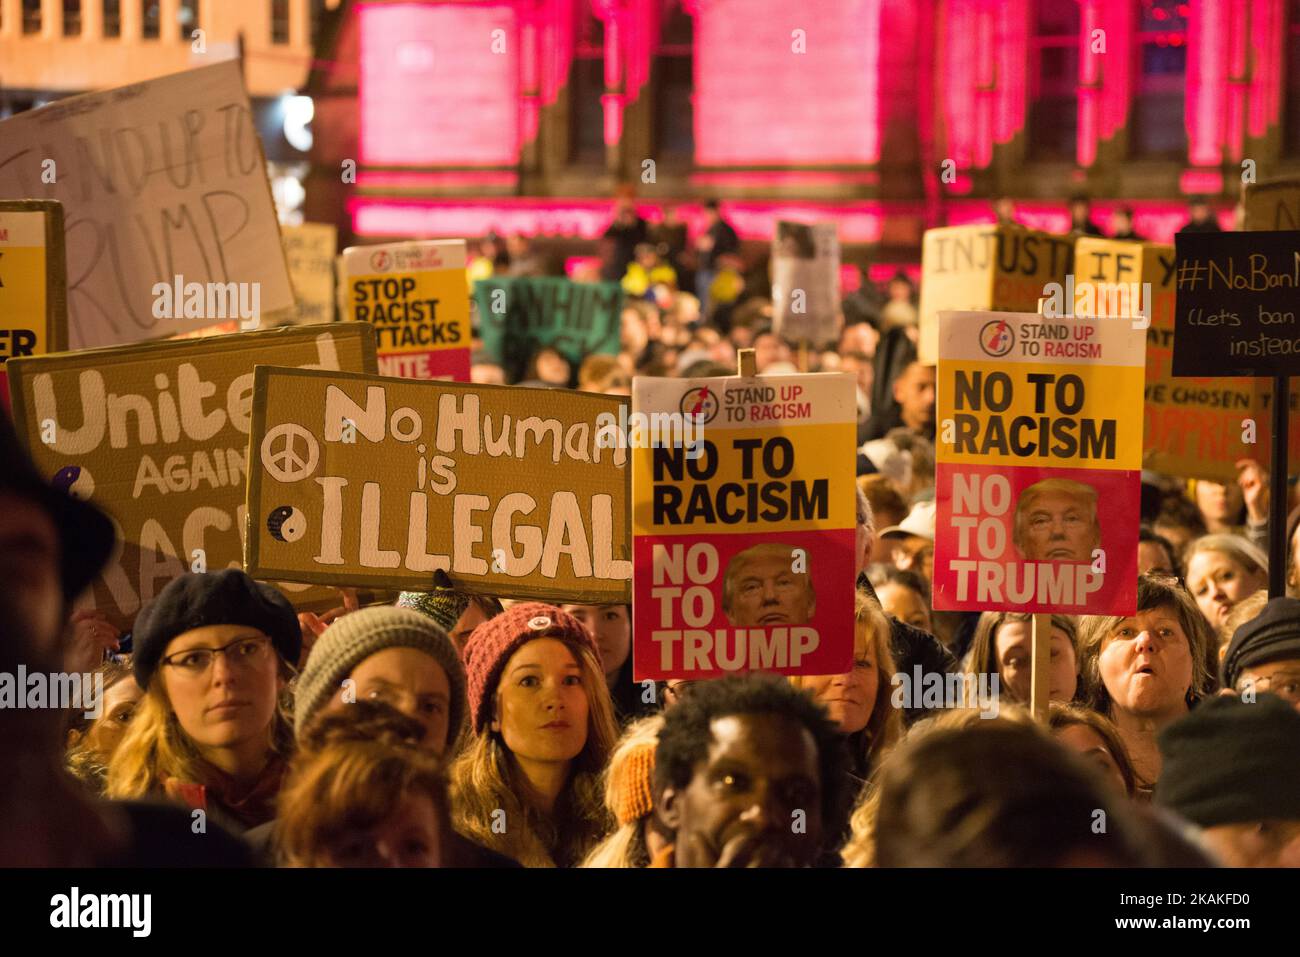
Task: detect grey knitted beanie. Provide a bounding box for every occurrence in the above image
[294,606,467,742]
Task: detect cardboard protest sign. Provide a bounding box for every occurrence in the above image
[283,223,337,325]
[473,277,623,382]
[0,62,295,350]
[933,311,1144,615]
[341,240,470,381]
[0,201,67,409]
[630,373,857,680]
[1243,178,1300,231]
[772,221,842,347]
[918,225,1074,366]
[6,324,377,630]
[1173,230,1300,378]
[245,369,631,603]
[1073,237,1260,481]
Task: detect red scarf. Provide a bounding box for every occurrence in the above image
[162,754,288,831]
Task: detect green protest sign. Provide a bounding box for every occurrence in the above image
[472,277,623,381]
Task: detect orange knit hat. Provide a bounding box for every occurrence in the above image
[611,739,657,826]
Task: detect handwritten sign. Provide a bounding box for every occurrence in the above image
[0,62,295,349]
[918,224,1074,366]
[472,277,623,382]
[1173,230,1300,378]
[1242,178,1300,231]
[772,221,842,347]
[1074,237,1260,481]
[6,324,377,630]
[245,369,631,603]
[283,223,337,325]
[933,311,1144,616]
[0,200,67,409]
[341,239,471,380]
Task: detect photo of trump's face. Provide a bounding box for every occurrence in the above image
[722,544,816,627]
[1013,479,1101,563]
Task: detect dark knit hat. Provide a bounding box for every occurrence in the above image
[0,413,115,604]
[131,570,301,688]
[1155,693,1300,828]
[462,602,600,734]
[294,605,466,740]
[1220,596,1300,690]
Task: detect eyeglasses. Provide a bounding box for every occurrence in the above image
[1239,671,1300,704]
[161,636,272,676]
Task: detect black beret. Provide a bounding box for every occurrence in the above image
[131,570,301,688]
[1155,694,1300,829]
[1220,596,1300,690]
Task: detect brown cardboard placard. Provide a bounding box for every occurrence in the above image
[0,200,67,409]
[1242,178,1300,231]
[0,61,295,349]
[1073,236,1263,482]
[283,223,338,326]
[245,368,631,603]
[918,224,1074,366]
[6,323,377,630]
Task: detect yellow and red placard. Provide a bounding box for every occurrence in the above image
[341,239,471,381]
[0,201,66,410]
[631,372,857,679]
[934,311,1145,616]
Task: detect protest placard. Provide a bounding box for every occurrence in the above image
[630,371,857,680]
[1073,236,1259,481]
[933,311,1144,616]
[1173,230,1300,379]
[0,62,295,349]
[341,239,470,381]
[245,369,631,603]
[0,200,66,410]
[772,221,842,347]
[283,223,337,325]
[6,324,377,630]
[918,224,1074,366]
[473,277,623,382]
[1242,178,1300,231]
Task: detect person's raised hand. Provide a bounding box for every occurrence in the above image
[64,610,121,674]
[1236,459,1269,523]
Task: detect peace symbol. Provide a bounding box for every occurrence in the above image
[260,424,320,483]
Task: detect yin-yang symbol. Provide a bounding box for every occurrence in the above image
[53,465,95,501]
[267,505,307,543]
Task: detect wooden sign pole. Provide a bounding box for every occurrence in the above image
[738,347,757,378]
[1268,375,1291,598]
[1029,613,1052,722]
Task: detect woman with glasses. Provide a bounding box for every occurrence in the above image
[106,570,300,831]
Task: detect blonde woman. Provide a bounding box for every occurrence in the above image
[453,603,618,867]
[105,571,300,831]
[790,593,902,786]
[1183,534,1268,638]
[581,714,666,868]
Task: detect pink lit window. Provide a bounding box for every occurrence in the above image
[1028,1,1081,161]
[1133,0,1189,158]
[1284,1,1300,153]
[570,10,606,165]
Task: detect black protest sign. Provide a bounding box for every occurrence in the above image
[473,277,623,382]
[1173,230,1300,378]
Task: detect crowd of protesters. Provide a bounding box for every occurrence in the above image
[1,191,1298,869]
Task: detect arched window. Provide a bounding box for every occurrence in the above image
[655,1,694,166]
